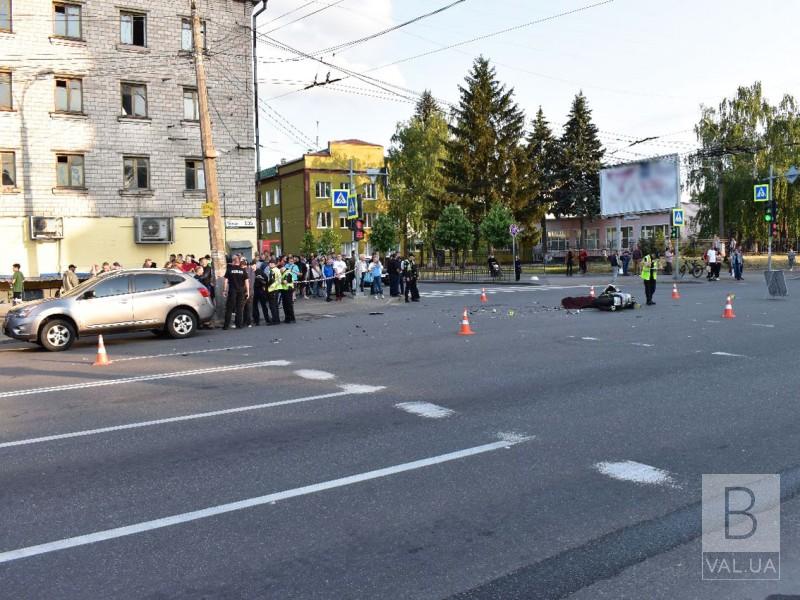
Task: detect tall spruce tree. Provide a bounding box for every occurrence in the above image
[555,92,604,247]
[525,107,560,251]
[443,56,526,235]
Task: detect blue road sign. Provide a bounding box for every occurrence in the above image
[332,189,349,208]
[672,208,685,227]
[754,184,769,202]
[347,193,357,218]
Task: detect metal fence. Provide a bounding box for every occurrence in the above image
[417,265,511,283]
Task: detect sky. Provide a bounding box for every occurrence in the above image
[253,0,800,169]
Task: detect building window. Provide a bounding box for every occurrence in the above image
[56,154,84,188]
[640,224,668,240]
[547,230,567,251]
[120,11,146,46]
[316,211,332,229]
[338,211,348,229]
[123,156,149,190]
[582,228,599,250]
[621,226,633,249]
[54,3,81,39]
[315,181,331,199]
[605,227,618,249]
[182,88,198,120]
[340,182,350,191]
[273,189,280,205]
[1,151,15,187]
[181,18,206,52]
[185,160,205,190]
[121,82,147,118]
[263,190,271,206]
[0,0,11,33]
[0,71,10,110]
[363,183,376,199]
[55,77,82,113]
[264,219,272,234]
[274,217,281,232]
[364,212,375,228]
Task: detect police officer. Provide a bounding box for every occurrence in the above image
[403,254,420,302]
[641,252,658,305]
[222,256,249,330]
[281,262,296,323]
[266,258,283,325]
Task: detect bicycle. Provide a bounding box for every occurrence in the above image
[678,258,705,279]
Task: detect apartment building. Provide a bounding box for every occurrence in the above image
[257,139,389,257]
[0,0,258,275]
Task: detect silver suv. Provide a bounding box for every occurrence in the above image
[3,269,215,351]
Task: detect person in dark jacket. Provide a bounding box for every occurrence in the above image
[514,255,522,281]
[252,264,271,325]
[403,255,420,302]
[566,250,574,276]
[388,252,401,297]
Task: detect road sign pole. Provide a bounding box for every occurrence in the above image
[673,163,681,282]
[768,164,774,271]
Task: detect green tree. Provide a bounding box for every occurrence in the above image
[317,229,340,255]
[525,107,560,252]
[388,92,449,255]
[479,203,513,251]
[442,56,527,232]
[434,204,474,264]
[555,92,604,247]
[300,230,317,256]
[369,214,398,255]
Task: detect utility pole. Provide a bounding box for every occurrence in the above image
[717,161,725,239]
[191,0,226,319]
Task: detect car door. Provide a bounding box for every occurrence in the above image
[131,272,182,326]
[74,275,134,331]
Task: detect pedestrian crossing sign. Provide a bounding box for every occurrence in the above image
[754,184,769,202]
[671,208,684,227]
[332,189,349,208]
[347,193,357,219]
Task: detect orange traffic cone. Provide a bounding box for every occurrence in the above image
[589,285,595,298]
[480,288,488,303]
[93,334,112,366]
[458,308,475,335]
[722,295,736,319]
[672,283,681,300]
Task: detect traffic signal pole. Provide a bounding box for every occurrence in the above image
[768,164,774,271]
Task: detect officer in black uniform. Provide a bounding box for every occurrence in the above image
[403,254,420,302]
[222,256,249,330]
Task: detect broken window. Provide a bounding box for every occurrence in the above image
[1,151,15,187]
[56,154,84,188]
[120,11,146,46]
[121,82,147,117]
[185,160,205,190]
[123,156,149,190]
[55,77,82,113]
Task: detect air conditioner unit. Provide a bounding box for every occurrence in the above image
[134,216,173,244]
[29,216,64,240]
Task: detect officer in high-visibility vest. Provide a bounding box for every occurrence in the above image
[641,252,658,305]
[266,258,283,325]
[280,262,296,324]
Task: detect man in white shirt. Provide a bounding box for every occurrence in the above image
[706,246,718,281]
[333,254,347,301]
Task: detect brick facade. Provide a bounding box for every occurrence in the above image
[0,0,256,220]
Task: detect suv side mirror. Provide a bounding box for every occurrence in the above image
[83,290,96,300]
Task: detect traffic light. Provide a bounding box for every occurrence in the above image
[352,218,364,241]
[670,226,679,240]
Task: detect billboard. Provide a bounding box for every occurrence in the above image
[600,155,680,216]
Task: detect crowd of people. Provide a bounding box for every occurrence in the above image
[56,251,421,329]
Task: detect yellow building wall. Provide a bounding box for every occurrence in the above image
[2,217,256,276]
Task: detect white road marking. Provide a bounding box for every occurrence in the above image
[631,343,654,347]
[420,285,586,299]
[293,369,336,381]
[0,360,291,399]
[712,352,746,358]
[395,401,455,419]
[0,434,533,564]
[752,323,775,328]
[0,384,384,450]
[706,320,721,324]
[111,346,253,362]
[581,337,599,341]
[595,460,675,486]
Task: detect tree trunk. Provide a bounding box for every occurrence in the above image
[540,216,548,261]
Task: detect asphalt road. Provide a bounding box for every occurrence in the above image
[1,273,799,599]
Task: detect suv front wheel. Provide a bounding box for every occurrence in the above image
[166,308,197,339]
[39,319,76,351]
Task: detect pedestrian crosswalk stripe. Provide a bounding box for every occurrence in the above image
[420,285,587,298]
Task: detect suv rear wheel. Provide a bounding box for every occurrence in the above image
[40,319,76,351]
[166,308,197,339]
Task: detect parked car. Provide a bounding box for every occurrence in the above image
[2,269,215,351]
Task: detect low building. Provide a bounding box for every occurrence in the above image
[257,139,388,257]
[0,0,258,276]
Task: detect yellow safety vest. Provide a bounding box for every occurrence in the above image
[640,255,657,281]
[267,267,283,292]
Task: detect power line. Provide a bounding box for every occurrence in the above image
[261,0,346,35]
